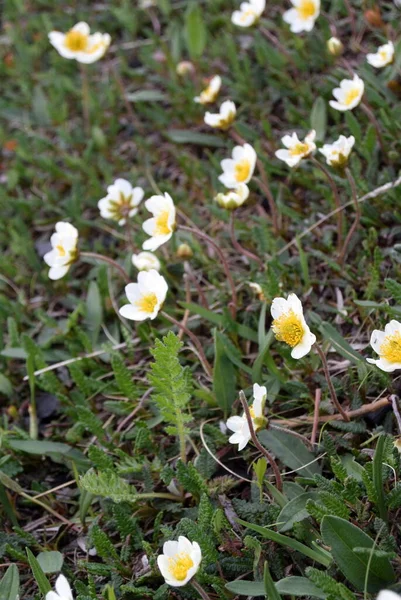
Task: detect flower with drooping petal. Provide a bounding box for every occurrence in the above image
[204,100,236,130]
[157,536,202,587]
[46,575,73,600]
[283,0,320,33]
[329,74,364,112]
[275,130,316,168]
[98,179,144,226]
[119,270,168,322]
[248,282,266,300]
[142,193,176,251]
[214,183,249,209]
[367,320,401,372]
[132,251,161,272]
[319,135,355,168]
[219,143,257,188]
[367,41,394,68]
[232,0,266,27]
[194,75,221,104]
[271,293,316,359]
[44,222,79,281]
[226,384,267,451]
[49,22,111,64]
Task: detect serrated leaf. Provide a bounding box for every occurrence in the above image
[79,469,137,503]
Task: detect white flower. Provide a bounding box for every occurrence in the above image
[275,130,316,168]
[98,179,144,226]
[157,536,202,587]
[194,75,221,104]
[214,183,249,209]
[367,320,401,372]
[226,384,267,451]
[327,37,344,56]
[204,100,236,130]
[232,0,266,27]
[218,143,257,188]
[283,0,320,33]
[142,192,176,251]
[44,222,79,281]
[271,293,316,359]
[377,592,401,600]
[319,135,355,168]
[329,74,364,112]
[132,251,161,272]
[119,270,168,322]
[46,575,73,600]
[367,41,394,68]
[49,22,111,64]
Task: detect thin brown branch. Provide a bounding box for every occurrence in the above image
[315,343,350,421]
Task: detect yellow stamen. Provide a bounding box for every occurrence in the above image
[297,0,317,19]
[380,332,401,363]
[136,293,158,314]
[249,406,256,418]
[154,211,171,236]
[272,309,304,348]
[64,29,88,52]
[240,9,256,21]
[56,245,66,257]
[344,88,360,106]
[235,159,251,182]
[289,142,309,157]
[168,553,194,581]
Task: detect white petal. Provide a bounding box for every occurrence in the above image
[271,297,289,319]
[55,575,72,600]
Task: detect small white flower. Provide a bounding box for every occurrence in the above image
[271,293,316,359]
[283,0,320,33]
[367,320,401,372]
[367,41,394,68]
[119,270,168,322]
[98,179,144,226]
[132,251,161,272]
[377,592,401,600]
[327,37,344,56]
[157,536,202,587]
[142,193,176,252]
[275,130,316,168]
[232,0,266,27]
[329,74,364,112]
[219,143,257,188]
[194,75,221,104]
[226,384,267,451]
[204,100,236,130]
[46,575,73,600]
[214,183,249,209]
[44,222,79,281]
[319,135,355,168]
[49,22,111,64]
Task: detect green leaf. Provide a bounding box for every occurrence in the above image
[180,302,258,342]
[165,130,225,147]
[213,329,236,416]
[310,97,327,142]
[264,561,281,600]
[345,111,362,142]
[277,492,319,532]
[36,551,64,574]
[79,469,136,503]
[226,576,327,597]
[32,85,51,126]
[26,549,51,596]
[8,440,89,470]
[320,515,395,592]
[0,564,19,600]
[85,281,102,345]
[126,90,166,102]
[372,435,388,522]
[184,2,207,58]
[258,428,321,478]
[0,374,13,398]
[385,278,401,303]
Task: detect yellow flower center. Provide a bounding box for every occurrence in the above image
[64,29,88,52]
[380,332,401,363]
[344,88,360,106]
[298,0,317,19]
[235,159,251,182]
[168,553,194,581]
[155,210,172,236]
[56,244,66,257]
[272,310,304,348]
[136,293,158,314]
[240,8,256,21]
[290,142,309,157]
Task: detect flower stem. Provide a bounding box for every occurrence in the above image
[80,64,90,134]
[361,100,386,156]
[255,160,279,235]
[192,580,213,600]
[229,212,264,267]
[338,168,360,265]
[80,251,130,283]
[390,394,401,435]
[239,391,283,491]
[311,157,343,252]
[315,343,350,421]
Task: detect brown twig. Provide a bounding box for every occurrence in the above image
[229,212,264,267]
[338,168,360,265]
[269,423,313,449]
[311,388,322,446]
[361,100,386,156]
[192,580,213,600]
[390,394,401,435]
[315,343,350,421]
[80,251,130,283]
[255,162,279,235]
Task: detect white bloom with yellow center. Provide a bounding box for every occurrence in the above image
[329,75,364,112]
[283,0,320,33]
[271,293,316,359]
[157,536,202,587]
[98,179,144,226]
[194,75,221,104]
[204,100,236,130]
[226,384,267,451]
[367,320,401,372]
[215,183,249,209]
[367,41,394,68]
[275,130,316,168]
[48,22,111,64]
[142,193,176,251]
[44,222,78,281]
[119,270,168,322]
[132,251,161,272]
[219,143,257,188]
[46,575,73,600]
[319,135,355,168]
[232,0,266,27]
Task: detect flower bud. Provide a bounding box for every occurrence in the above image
[364,7,384,27]
[248,282,266,301]
[176,61,195,76]
[176,243,193,259]
[327,37,344,57]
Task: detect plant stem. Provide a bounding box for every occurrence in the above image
[135,492,182,501]
[311,388,322,446]
[180,225,238,319]
[338,168,360,265]
[80,251,130,283]
[229,212,264,266]
[361,100,386,156]
[239,391,283,491]
[28,404,38,440]
[80,64,90,133]
[390,394,401,435]
[315,343,350,421]
[192,580,213,600]
[269,423,313,449]
[311,157,343,252]
[255,160,279,235]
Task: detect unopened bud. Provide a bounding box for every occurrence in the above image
[327,37,344,57]
[176,243,193,259]
[176,61,195,76]
[364,7,384,27]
